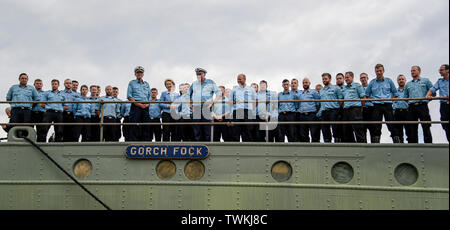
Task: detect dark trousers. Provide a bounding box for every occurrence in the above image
[31,111,46,142]
[162,112,180,142]
[115,118,122,141]
[149,117,162,142]
[372,103,396,138]
[129,104,151,141]
[299,112,320,142]
[393,109,409,143]
[89,115,100,142]
[192,106,212,142]
[255,116,270,142]
[122,116,131,142]
[278,112,296,142]
[74,116,91,142]
[41,110,63,142]
[103,117,116,142]
[407,103,432,143]
[178,116,194,142]
[213,118,230,142]
[334,108,344,142]
[362,106,376,141]
[10,107,31,138]
[232,109,253,142]
[440,102,449,142]
[63,111,75,142]
[342,107,366,143]
[321,109,339,143]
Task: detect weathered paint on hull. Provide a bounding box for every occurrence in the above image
[0,141,448,210]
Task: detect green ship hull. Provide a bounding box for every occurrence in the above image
[0,127,448,210]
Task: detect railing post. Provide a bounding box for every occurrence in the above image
[210,120,214,143]
[99,102,104,142]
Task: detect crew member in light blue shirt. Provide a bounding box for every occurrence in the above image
[98,85,121,142]
[73,85,92,142]
[231,74,257,142]
[61,78,80,142]
[426,64,449,142]
[173,83,194,142]
[147,88,162,142]
[6,73,39,136]
[112,87,122,142]
[404,66,433,143]
[127,66,151,141]
[297,78,321,143]
[341,72,366,143]
[392,75,410,143]
[255,80,278,142]
[359,73,376,142]
[365,64,399,143]
[40,79,67,142]
[88,85,101,142]
[121,101,132,142]
[188,68,222,141]
[31,79,47,142]
[318,73,343,143]
[278,79,297,142]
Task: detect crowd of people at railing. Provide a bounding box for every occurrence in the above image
[2,64,449,143]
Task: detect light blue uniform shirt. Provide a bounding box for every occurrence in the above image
[231,85,257,111]
[114,98,123,118]
[148,99,162,119]
[121,102,131,118]
[6,84,39,108]
[213,96,232,116]
[278,91,297,113]
[127,79,151,102]
[32,90,46,112]
[297,89,320,113]
[174,93,193,117]
[88,97,99,116]
[365,77,399,104]
[160,91,180,113]
[362,86,373,107]
[404,77,433,104]
[341,82,365,109]
[393,88,409,110]
[189,79,221,106]
[98,96,120,118]
[73,97,92,118]
[256,90,276,116]
[42,90,67,112]
[319,85,343,110]
[61,89,80,112]
[430,78,449,103]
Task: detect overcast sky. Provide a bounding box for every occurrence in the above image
[1,0,448,142]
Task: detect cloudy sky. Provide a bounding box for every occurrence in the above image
[1,0,448,142]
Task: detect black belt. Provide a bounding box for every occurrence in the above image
[64,111,73,115]
[344,106,361,110]
[48,110,62,113]
[300,112,316,116]
[76,115,90,119]
[33,111,44,114]
[150,117,160,120]
[104,116,115,119]
[13,107,30,110]
[395,109,408,112]
[323,108,338,112]
[374,103,392,105]
[280,112,295,115]
[411,102,427,106]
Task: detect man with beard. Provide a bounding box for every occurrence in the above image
[318,73,344,143]
[297,78,320,142]
[31,79,47,142]
[88,85,100,141]
[73,85,92,142]
[98,85,121,142]
[40,79,67,142]
[61,78,80,141]
[334,73,345,143]
[404,66,433,143]
[393,75,409,143]
[365,64,399,143]
[341,72,366,143]
[291,78,300,141]
[189,68,222,141]
[278,79,297,142]
[426,64,449,142]
[231,74,256,142]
